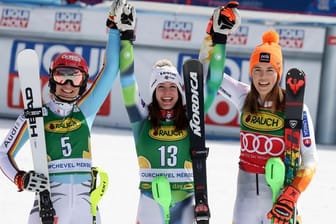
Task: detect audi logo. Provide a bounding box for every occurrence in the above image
[240,132,285,156]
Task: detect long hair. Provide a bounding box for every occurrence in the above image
[148,91,187,132]
[242,82,285,113]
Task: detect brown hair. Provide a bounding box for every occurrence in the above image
[242,82,286,113]
[148,91,187,132]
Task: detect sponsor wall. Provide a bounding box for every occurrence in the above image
[0,2,327,141]
[138,0,336,16]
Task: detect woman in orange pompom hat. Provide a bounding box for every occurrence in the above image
[201,7,318,223]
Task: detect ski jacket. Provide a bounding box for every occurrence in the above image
[0,29,120,183]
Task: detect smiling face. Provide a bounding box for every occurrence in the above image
[54,81,81,102]
[155,82,179,110]
[251,62,278,103]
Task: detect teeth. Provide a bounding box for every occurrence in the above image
[62,89,72,93]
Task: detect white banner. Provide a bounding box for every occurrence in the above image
[0,3,326,139]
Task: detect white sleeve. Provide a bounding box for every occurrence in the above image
[0,113,29,182]
[218,73,250,111]
[300,104,318,169]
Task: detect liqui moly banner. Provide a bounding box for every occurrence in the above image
[0,2,326,140]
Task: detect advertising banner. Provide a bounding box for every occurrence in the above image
[0,2,327,140]
[140,0,336,16]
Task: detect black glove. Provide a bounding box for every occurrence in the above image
[206,1,241,44]
[14,170,49,192]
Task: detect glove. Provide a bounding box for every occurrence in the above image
[115,1,136,40]
[267,185,300,224]
[206,1,241,44]
[14,170,49,192]
[106,0,123,29]
[107,0,136,40]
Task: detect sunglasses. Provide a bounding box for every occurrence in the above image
[52,67,86,87]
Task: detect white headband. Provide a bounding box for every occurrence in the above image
[149,65,184,100]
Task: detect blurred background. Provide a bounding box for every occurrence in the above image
[0,0,335,145]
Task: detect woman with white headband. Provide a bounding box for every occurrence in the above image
[107,1,240,223]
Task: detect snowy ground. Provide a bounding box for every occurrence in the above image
[0,117,334,223]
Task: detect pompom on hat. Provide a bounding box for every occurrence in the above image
[249,30,283,80]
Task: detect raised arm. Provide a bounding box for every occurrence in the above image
[200,1,241,112]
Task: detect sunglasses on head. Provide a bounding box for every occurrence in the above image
[52,67,86,87]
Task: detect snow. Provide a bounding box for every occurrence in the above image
[0,117,334,223]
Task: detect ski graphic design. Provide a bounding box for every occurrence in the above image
[284,68,306,224]
[183,59,210,224]
[17,49,56,224]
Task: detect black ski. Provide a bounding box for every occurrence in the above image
[284,68,306,224]
[183,59,210,224]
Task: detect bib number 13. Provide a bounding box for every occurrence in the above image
[157,145,177,167]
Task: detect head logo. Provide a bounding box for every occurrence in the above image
[162,20,193,41]
[54,11,82,32]
[0,8,30,28]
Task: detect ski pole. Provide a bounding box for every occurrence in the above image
[265,157,285,224]
[90,167,109,224]
[152,176,172,224]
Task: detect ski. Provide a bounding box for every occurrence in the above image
[17,49,56,224]
[284,68,306,224]
[265,157,285,224]
[152,176,172,224]
[183,59,210,224]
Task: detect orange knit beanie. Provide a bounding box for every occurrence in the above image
[249,30,283,80]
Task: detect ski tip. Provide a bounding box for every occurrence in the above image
[18,49,37,58]
[182,59,203,74]
[17,49,39,68]
[183,58,201,66]
[286,68,305,77]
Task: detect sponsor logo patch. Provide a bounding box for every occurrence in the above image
[242,111,284,131]
[162,20,192,41]
[0,8,30,28]
[54,11,81,32]
[149,126,187,141]
[45,118,82,133]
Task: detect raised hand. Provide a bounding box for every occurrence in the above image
[206,1,241,44]
[106,0,126,28]
[107,0,136,40]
